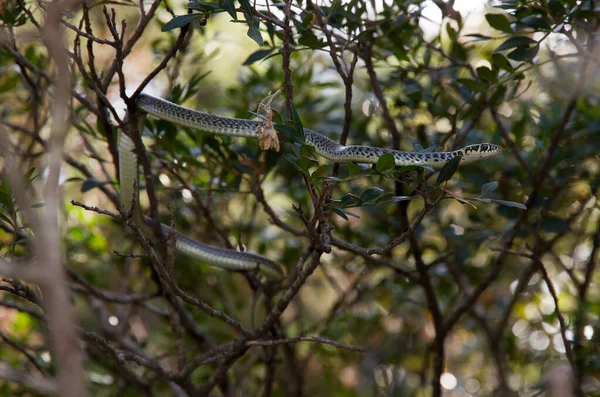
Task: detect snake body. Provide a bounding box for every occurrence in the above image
[118,132,285,279]
[120,94,501,278]
[136,94,502,167]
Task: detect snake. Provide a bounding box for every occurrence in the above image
[119,94,502,278]
[136,94,502,167]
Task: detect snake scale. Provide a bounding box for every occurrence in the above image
[118,94,502,278]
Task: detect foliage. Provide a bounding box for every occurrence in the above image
[0,0,599,396]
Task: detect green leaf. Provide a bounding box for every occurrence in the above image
[473,198,491,204]
[446,24,457,40]
[331,207,349,221]
[24,167,37,185]
[0,212,14,226]
[0,75,20,93]
[219,0,236,19]
[491,53,513,72]
[274,123,302,144]
[162,14,201,31]
[311,165,328,179]
[476,66,496,82]
[360,187,384,203]
[339,193,360,207]
[507,44,539,61]
[489,85,507,107]
[300,144,316,158]
[299,32,324,48]
[375,192,393,203]
[331,206,360,221]
[283,153,306,175]
[238,0,253,15]
[348,163,364,176]
[290,101,305,143]
[541,216,570,233]
[243,48,275,65]
[332,207,348,220]
[81,179,111,193]
[464,33,494,41]
[245,14,263,46]
[495,36,537,52]
[480,181,499,198]
[457,78,484,91]
[520,16,551,30]
[187,0,221,12]
[491,199,527,210]
[328,0,341,17]
[485,13,512,33]
[436,156,461,186]
[375,153,395,173]
[0,191,14,212]
[378,196,413,204]
[297,156,318,171]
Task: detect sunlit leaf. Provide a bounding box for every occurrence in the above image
[375,153,395,173]
[485,13,512,32]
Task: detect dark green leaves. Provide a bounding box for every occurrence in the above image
[436,156,461,186]
[299,32,325,49]
[243,48,275,65]
[81,179,113,193]
[274,100,305,146]
[274,124,302,145]
[485,13,512,33]
[476,66,496,82]
[187,1,221,12]
[331,187,414,220]
[162,14,202,31]
[360,187,384,203]
[491,53,513,72]
[495,36,537,52]
[237,0,253,15]
[218,0,236,19]
[0,191,13,213]
[245,13,264,46]
[507,45,539,62]
[331,207,359,221]
[495,36,539,61]
[290,101,305,143]
[283,153,306,175]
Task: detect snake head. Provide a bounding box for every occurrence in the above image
[459,143,502,163]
